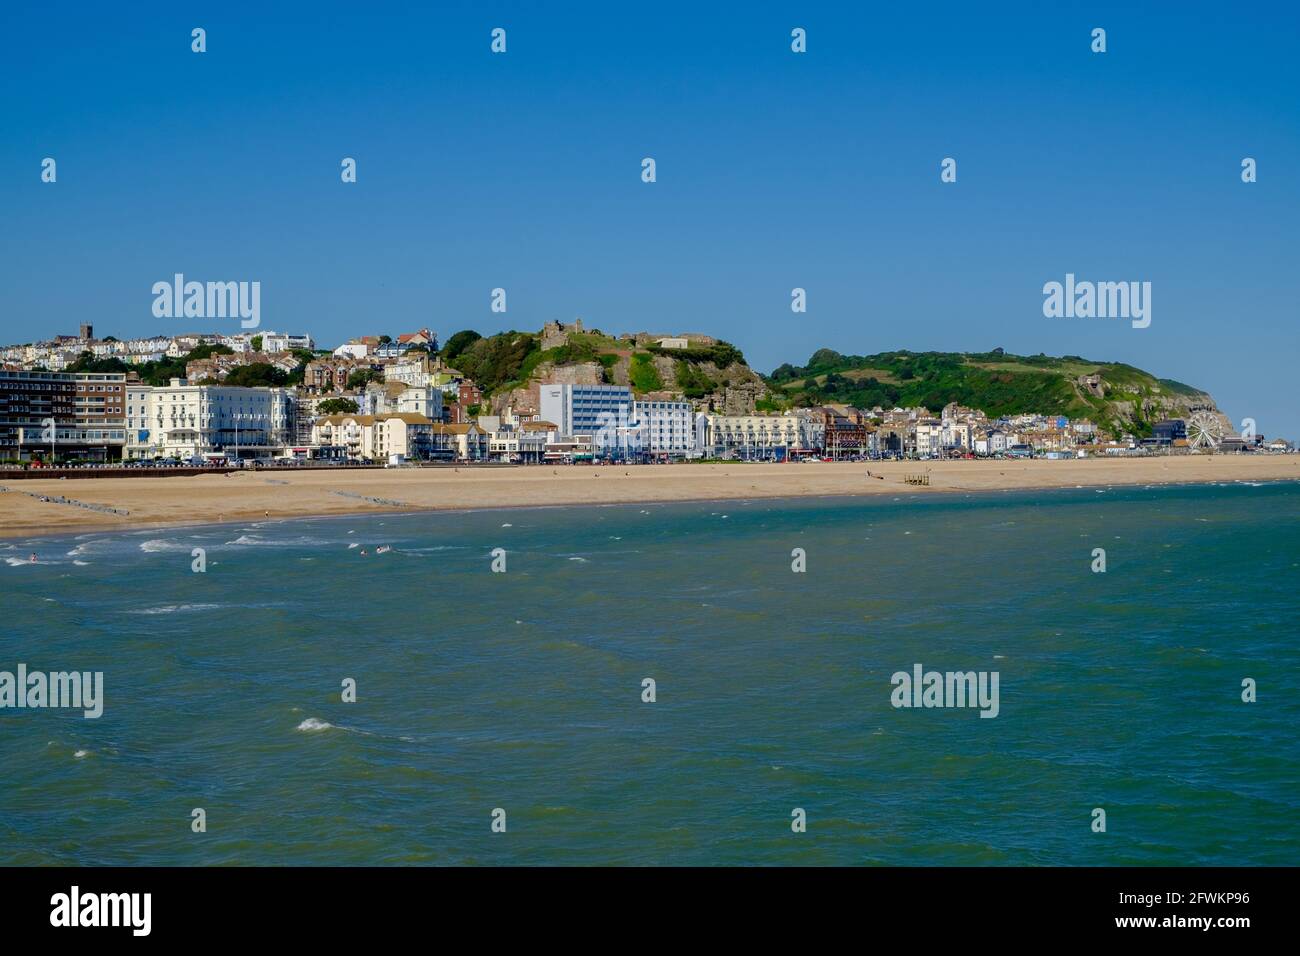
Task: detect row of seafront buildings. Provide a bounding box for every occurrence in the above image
[4,370,1290,464]
[0,370,843,464]
[3,327,1292,464]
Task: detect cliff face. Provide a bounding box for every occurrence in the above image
[1105,382,1230,433]
[491,360,605,417]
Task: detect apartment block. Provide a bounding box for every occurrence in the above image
[0,369,126,461]
[539,383,634,442]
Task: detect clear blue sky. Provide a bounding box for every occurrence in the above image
[2,2,1297,436]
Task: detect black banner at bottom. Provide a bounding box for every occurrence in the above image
[0,866,1284,941]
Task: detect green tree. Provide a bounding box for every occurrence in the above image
[346,368,380,390]
[66,351,129,374]
[224,363,288,387]
[442,330,482,362]
[317,397,359,415]
[455,332,537,394]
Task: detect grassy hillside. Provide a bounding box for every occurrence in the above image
[766,349,1216,437]
[441,327,756,399]
[436,331,1218,438]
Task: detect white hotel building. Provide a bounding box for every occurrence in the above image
[632,399,697,458]
[700,413,809,459]
[125,378,294,460]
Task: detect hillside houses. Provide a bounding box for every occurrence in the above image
[2,323,1290,464]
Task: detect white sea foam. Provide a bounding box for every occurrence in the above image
[67,541,105,557]
[139,538,189,553]
[128,603,222,615]
[226,534,326,547]
[296,718,333,732]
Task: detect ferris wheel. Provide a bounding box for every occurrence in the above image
[1186,409,1223,450]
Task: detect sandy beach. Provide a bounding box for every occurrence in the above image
[2,456,1298,540]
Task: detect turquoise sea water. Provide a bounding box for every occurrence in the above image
[2,481,1298,865]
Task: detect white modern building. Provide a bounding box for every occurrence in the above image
[259,331,314,353]
[481,419,550,463]
[539,383,634,440]
[332,340,372,359]
[632,400,697,458]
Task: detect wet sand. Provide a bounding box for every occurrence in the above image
[3,456,1298,539]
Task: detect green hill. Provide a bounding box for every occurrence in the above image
[439,325,762,406]
[765,349,1218,437]
[435,329,1219,439]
